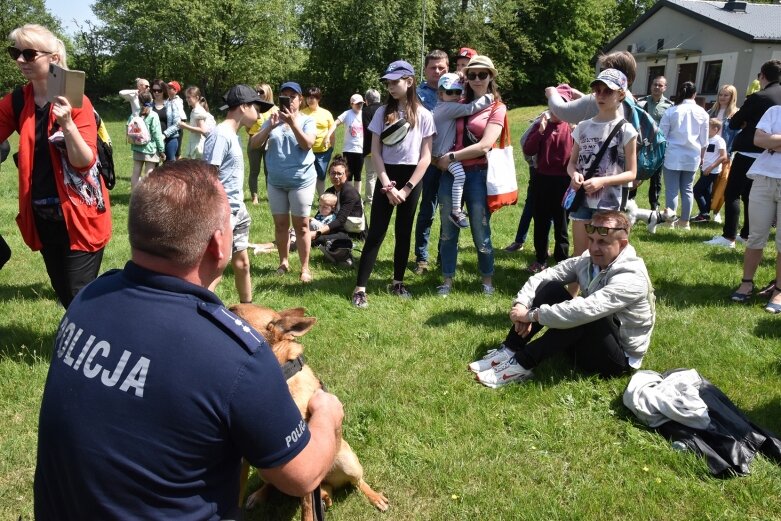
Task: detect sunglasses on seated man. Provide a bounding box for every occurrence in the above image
[585,223,627,236]
[7,46,52,62]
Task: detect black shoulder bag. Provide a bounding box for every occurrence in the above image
[568,119,626,213]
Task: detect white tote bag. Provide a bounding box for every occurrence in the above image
[486,113,517,213]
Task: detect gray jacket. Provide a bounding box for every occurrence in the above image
[513,244,656,364]
[432,94,493,157]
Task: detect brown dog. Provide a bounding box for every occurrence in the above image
[230,304,389,519]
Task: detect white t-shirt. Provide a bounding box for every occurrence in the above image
[572,116,638,210]
[184,105,216,159]
[368,106,435,165]
[747,105,781,180]
[338,109,363,153]
[701,134,726,175]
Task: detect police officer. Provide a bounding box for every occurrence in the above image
[34,160,344,520]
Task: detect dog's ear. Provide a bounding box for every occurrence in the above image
[278,307,307,319]
[274,315,317,338]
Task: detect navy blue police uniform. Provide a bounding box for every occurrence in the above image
[34,261,310,520]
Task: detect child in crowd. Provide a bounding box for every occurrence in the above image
[567,68,638,256]
[692,118,728,223]
[178,86,215,159]
[310,193,338,231]
[522,109,573,273]
[432,73,494,228]
[328,94,365,193]
[129,91,165,190]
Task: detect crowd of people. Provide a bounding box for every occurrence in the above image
[2,21,780,519]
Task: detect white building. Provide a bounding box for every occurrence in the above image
[604,0,781,104]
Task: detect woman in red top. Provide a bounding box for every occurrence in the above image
[0,24,111,307]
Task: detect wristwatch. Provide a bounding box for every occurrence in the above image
[448,152,456,163]
[527,307,539,323]
[405,181,415,190]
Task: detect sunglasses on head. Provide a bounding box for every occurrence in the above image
[466,71,490,81]
[585,224,627,236]
[7,46,52,62]
[442,89,462,96]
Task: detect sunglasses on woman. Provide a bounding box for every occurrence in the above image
[7,46,52,62]
[151,88,163,93]
[585,224,627,236]
[466,71,490,81]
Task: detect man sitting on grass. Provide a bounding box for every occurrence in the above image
[470,210,656,388]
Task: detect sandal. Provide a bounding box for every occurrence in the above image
[758,280,777,299]
[765,286,781,314]
[300,269,313,283]
[730,278,754,303]
[275,264,289,276]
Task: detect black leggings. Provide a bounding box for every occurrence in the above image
[504,281,630,377]
[343,152,364,182]
[356,164,422,286]
[0,234,10,270]
[722,153,753,241]
[34,213,104,308]
[532,175,570,263]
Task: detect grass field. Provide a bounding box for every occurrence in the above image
[1,106,780,520]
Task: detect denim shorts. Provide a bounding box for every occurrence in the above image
[569,205,598,221]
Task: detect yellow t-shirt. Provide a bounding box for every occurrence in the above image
[248,106,279,136]
[301,106,334,153]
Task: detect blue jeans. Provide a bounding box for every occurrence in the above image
[164,137,179,163]
[313,148,334,181]
[513,167,537,243]
[693,173,717,216]
[414,165,441,263]
[438,166,494,279]
[663,168,695,221]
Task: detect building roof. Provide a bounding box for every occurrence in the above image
[606,0,781,51]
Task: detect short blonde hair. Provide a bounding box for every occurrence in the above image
[255,83,274,103]
[709,118,723,131]
[319,193,337,208]
[9,24,67,69]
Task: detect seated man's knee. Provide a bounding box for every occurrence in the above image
[532,280,571,306]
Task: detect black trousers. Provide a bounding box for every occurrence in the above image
[722,153,754,241]
[0,233,10,270]
[343,152,364,182]
[34,213,104,308]
[356,164,422,286]
[504,281,630,377]
[532,175,570,263]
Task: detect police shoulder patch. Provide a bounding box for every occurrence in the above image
[197,302,264,354]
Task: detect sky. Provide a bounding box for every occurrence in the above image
[45,0,96,36]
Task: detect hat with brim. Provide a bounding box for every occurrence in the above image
[438,73,464,91]
[167,80,181,93]
[462,55,498,77]
[280,81,303,96]
[590,68,628,91]
[457,47,478,60]
[219,84,274,112]
[350,93,365,105]
[380,119,410,146]
[381,60,415,81]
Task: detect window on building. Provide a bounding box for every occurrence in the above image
[701,60,722,95]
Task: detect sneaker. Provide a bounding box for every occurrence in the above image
[468,345,513,373]
[736,235,748,245]
[703,235,735,249]
[647,210,660,234]
[482,284,495,296]
[713,213,722,223]
[528,261,546,274]
[437,284,451,297]
[679,223,691,231]
[449,210,469,228]
[475,357,533,388]
[504,241,524,252]
[388,282,412,298]
[691,214,710,223]
[351,291,368,309]
[413,260,428,275]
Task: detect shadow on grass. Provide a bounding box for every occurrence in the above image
[755,317,781,339]
[652,278,736,308]
[107,191,131,207]
[0,323,55,363]
[241,483,301,521]
[747,399,781,434]
[0,281,56,302]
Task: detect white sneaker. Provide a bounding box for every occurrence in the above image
[703,235,735,248]
[713,213,722,223]
[475,357,533,388]
[468,345,513,373]
[736,235,747,245]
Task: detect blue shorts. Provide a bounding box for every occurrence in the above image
[570,206,598,221]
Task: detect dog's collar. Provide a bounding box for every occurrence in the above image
[282,355,306,380]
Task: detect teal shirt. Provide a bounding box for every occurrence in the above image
[639,95,673,124]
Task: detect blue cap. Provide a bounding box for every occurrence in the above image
[438,73,463,91]
[381,60,415,81]
[280,81,302,95]
[590,69,628,91]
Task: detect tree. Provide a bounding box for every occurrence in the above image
[0,0,63,92]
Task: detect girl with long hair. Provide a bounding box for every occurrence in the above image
[178,86,215,159]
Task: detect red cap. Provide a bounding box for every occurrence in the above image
[457,47,477,59]
[167,81,181,93]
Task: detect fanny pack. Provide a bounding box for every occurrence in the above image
[380,119,410,146]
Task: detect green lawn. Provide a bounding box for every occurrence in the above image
[1,108,780,520]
